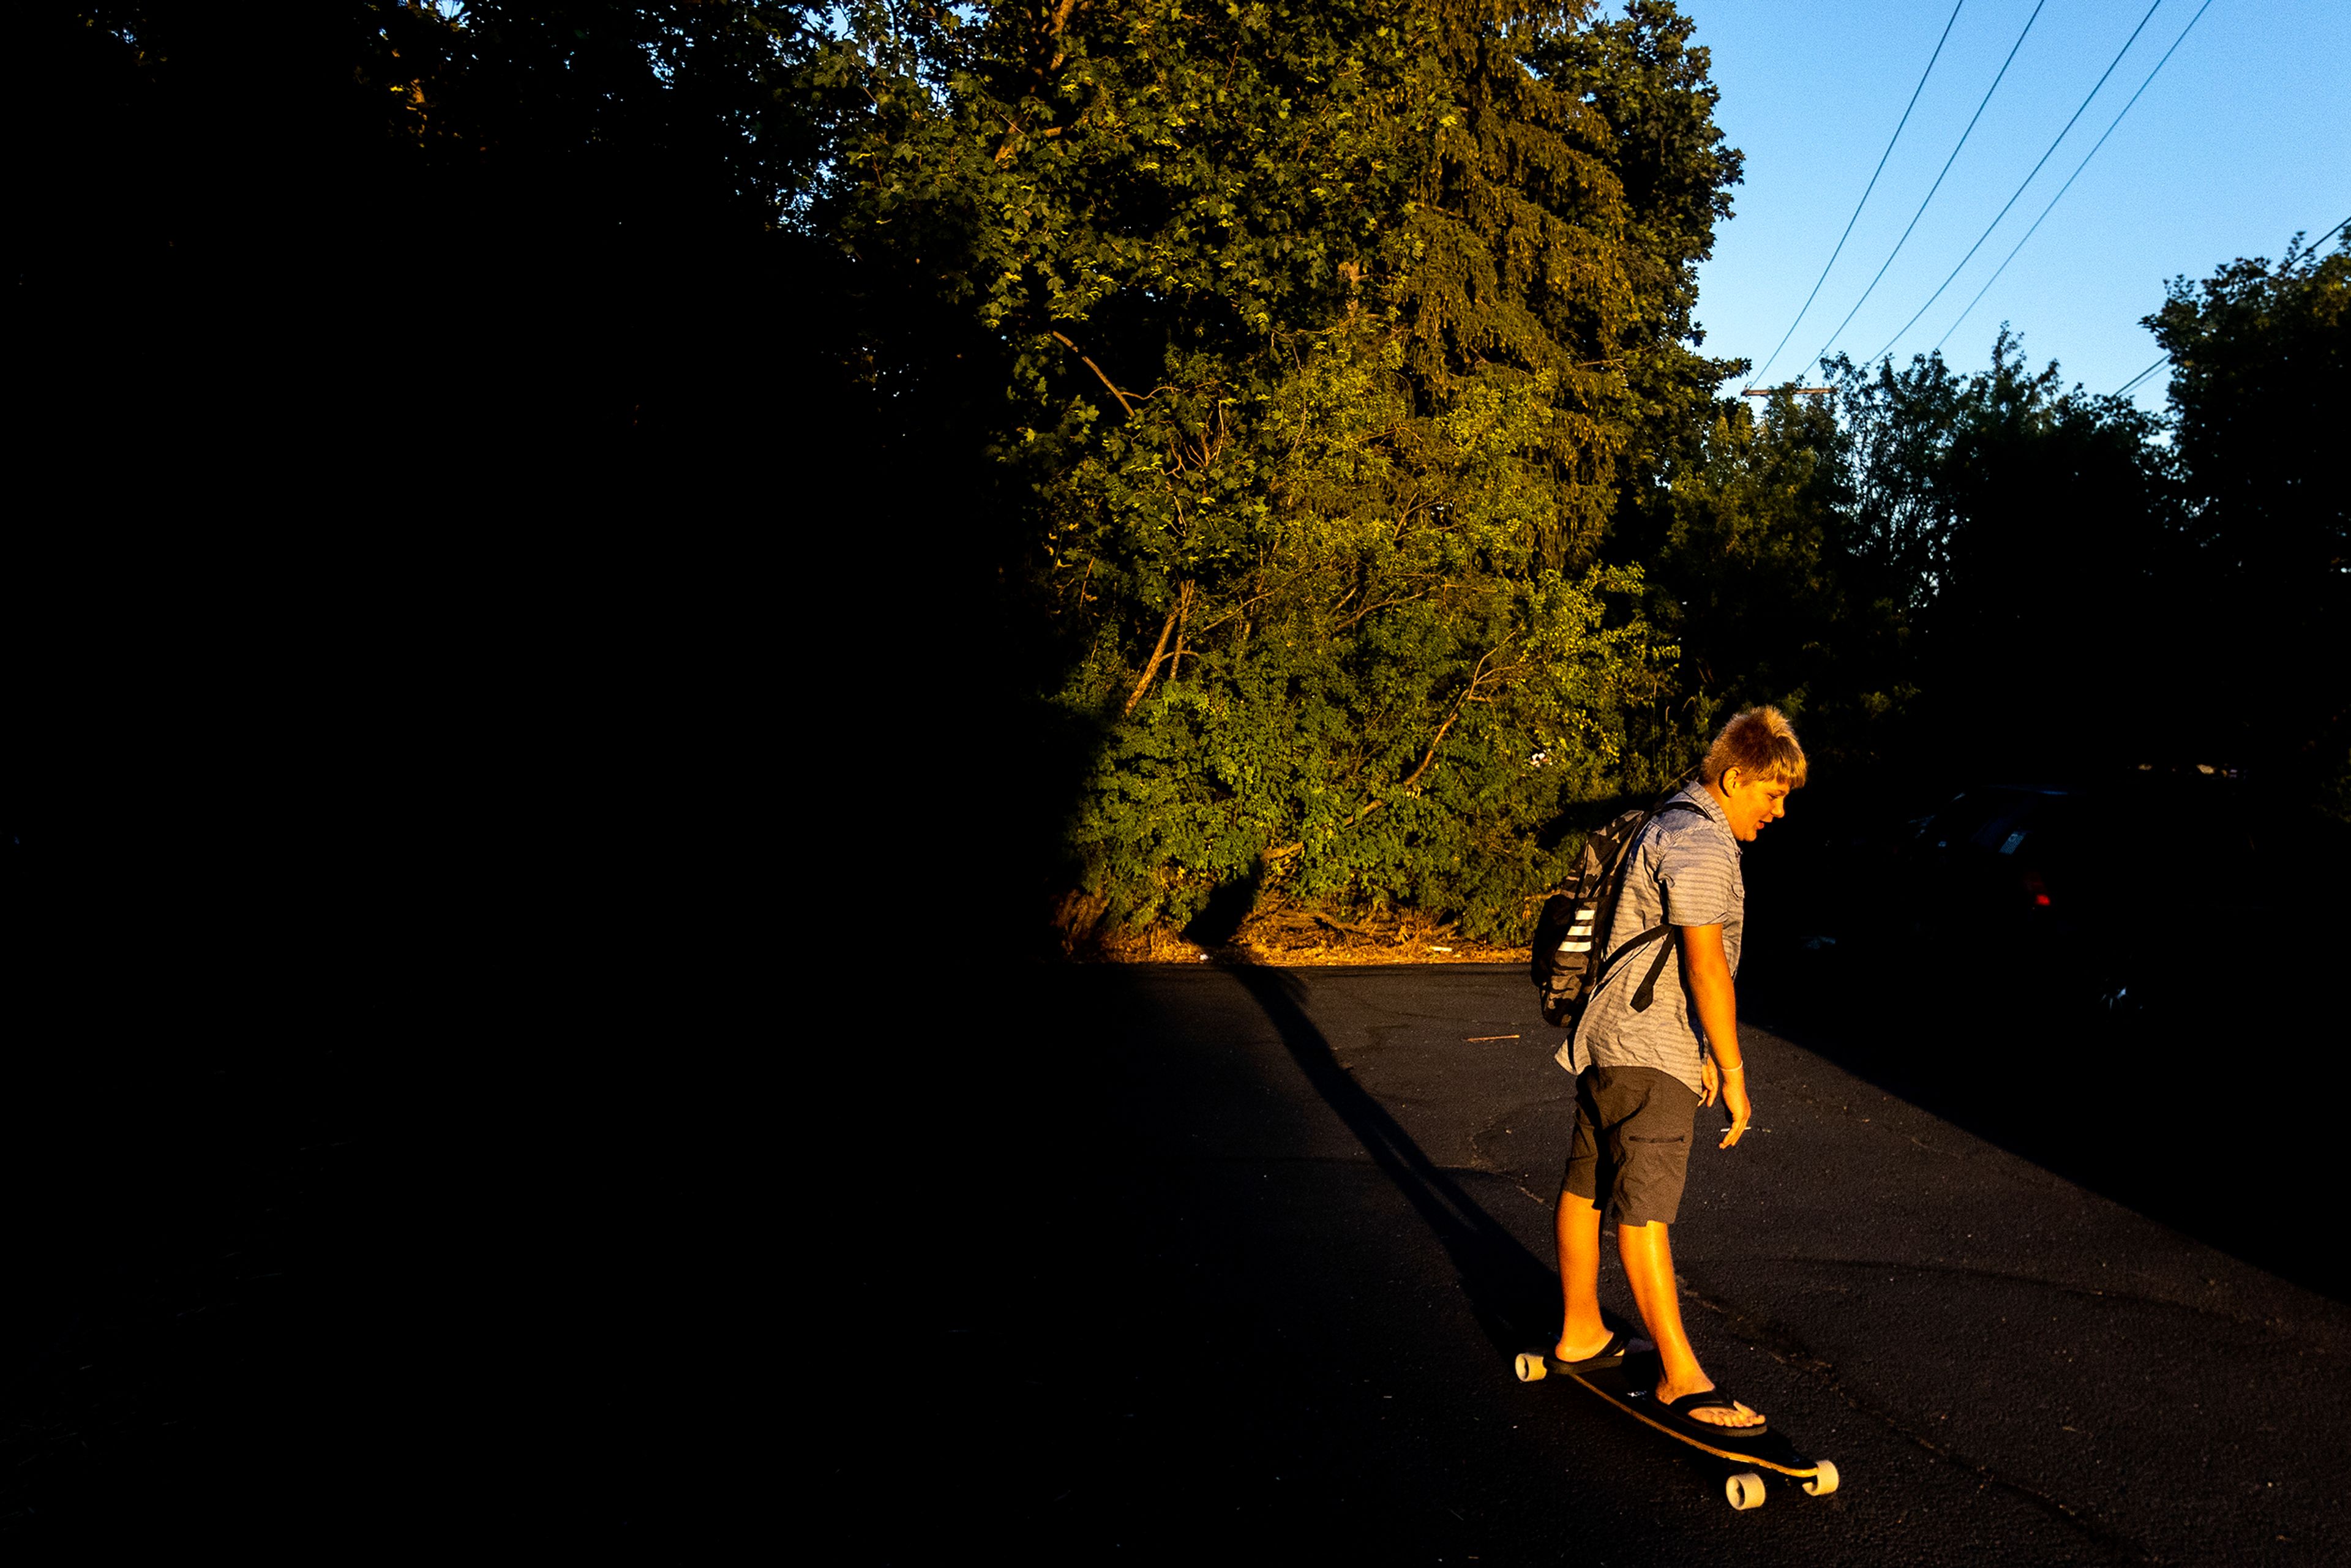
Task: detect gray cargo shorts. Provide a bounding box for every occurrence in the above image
[1562,1063,1702,1226]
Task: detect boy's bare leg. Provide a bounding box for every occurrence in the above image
[1616,1218,1763,1428]
[1553,1188,1614,1360]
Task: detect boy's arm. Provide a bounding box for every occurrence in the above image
[1678,923,1752,1149]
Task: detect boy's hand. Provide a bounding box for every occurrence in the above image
[1679,925,1744,1145]
[1719,1074,1753,1149]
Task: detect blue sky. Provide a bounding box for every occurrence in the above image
[1682,0,2350,411]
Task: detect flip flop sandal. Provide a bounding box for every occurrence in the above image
[1545,1328,1638,1373]
[1642,1389,1769,1439]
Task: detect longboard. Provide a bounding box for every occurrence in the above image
[1514,1345,1839,1510]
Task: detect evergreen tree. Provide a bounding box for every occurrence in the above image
[817,1,1741,943]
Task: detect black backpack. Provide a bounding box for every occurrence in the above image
[1531,781,1703,1030]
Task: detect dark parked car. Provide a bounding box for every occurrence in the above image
[1744,763,2328,1023]
[1884,767,2275,1015]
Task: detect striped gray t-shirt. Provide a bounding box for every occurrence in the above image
[1554,786,1744,1095]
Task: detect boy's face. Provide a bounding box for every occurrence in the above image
[1717,767,1793,842]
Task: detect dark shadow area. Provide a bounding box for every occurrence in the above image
[12,15,1091,1544]
[1737,768,2346,1303]
[1215,961,1570,1357]
[5,684,766,1544]
[0,809,371,1544]
[1178,873,1262,949]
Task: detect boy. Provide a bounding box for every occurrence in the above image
[1548,707,1804,1436]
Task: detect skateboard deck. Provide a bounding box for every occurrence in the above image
[1514,1345,1839,1510]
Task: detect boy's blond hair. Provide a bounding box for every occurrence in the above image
[1701,706,1808,789]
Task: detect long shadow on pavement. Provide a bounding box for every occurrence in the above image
[1218,960,1594,1363]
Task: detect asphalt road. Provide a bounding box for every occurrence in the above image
[0,1041,369,1544]
[850,963,2349,1565]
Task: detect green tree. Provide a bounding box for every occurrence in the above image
[1814,336,2177,779]
[2147,231,2351,807]
[815,1,1740,943]
[1640,392,1851,737]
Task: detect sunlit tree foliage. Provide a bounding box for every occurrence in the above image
[808,0,1740,941]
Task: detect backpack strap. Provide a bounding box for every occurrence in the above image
[1589,921,1676,1011]
[1597,923,1670,990]
[1629,928,1676,1013]
[1593,797,1708,1011]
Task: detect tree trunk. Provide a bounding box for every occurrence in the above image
[1121,580,1193,717]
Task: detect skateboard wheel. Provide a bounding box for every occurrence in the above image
[1513,1352,1547,1382]
[1725,1472,1766,1510]
[1802,1460,1839,1498]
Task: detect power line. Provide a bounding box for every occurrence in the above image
[1935,0,2218,354]
[1805,0,2050,375]
[1867,0,2169,364]
[2111,212,2346,399]
[2114,353,2169,396]
[1747,0,1970,388]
